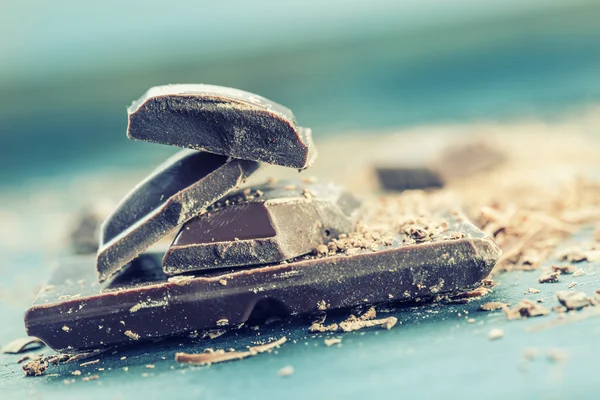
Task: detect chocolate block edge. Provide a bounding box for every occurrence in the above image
[127,85,316,169]
[162,181,360,274]
[96,157,260,282]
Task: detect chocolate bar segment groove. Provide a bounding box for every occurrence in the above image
[26,198,500,352]
[163,181,361,274]
[127,84,316,169]
[97,150,260,282]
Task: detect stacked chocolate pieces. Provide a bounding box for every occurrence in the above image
[24,85,501,352]
[96,84,322,282]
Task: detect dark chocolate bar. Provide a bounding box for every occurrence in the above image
[163,180,361,274]
[97,150,259,282]
[127,84,316,169]
[376,140,505,191]
[26,194,500,351]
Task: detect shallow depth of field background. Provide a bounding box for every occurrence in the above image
[1,0,600,187]
[2,2,600,399]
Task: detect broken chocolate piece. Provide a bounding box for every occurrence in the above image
[2,337,45,354]
[127,84,316,169]
[97,150,259,282]
[376,140,505,191]
[163,181,361,274]
[556,291,595,310]
[25,199,499,352]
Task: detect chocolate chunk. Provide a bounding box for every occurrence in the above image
[163,181,361,274]
[127,84,316,169]
[376,167,444,191]
[25,197,500,351]
[97,150,259,282]
[376,140,505,191]
[70,202,113,254]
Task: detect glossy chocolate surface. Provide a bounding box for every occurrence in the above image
[163,180,361,274]
[127,84,316,169]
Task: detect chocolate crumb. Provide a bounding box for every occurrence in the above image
[358,307,377,321]
[317,300,328,310]
[567,282,577,289]
[451,286,492,302]
[339,315,397,332]
[167,275,194,286]
[72,370,81,376]
[17,355,32,364]
[309,322,338,333]
[302,189,314,200]
[480,302,507,311]
[487,328,504,340]
[556,291,595,310]
[146,364,155,369]
[124,330,140,340]
[82,374,99,382]
[573,268,585,277]
[523,348,540,360]
[278,365,294,377]
[538,271,560,284]
[79,359,99,367]
[552,305,568,313]
[503,299,549,320]
[22,352,95,376]
[482,279,495,287]
[175,337,287,365]
[315,244,328,256]
[551,265,576,274]
[206,329,226,339]
[129,304,142,313]
[528,288,540,294]
[22,358,48,376]
[219,279,228,286]
[301,176,318,184]
[547,348,568,363]
[324,338,342,347]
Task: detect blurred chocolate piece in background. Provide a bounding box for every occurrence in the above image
[69,201,114,254]
[376,140,505,191]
